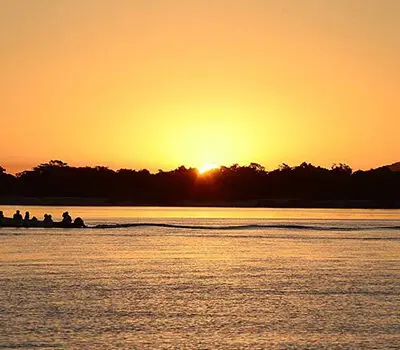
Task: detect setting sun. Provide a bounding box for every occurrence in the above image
[198,163,220,174]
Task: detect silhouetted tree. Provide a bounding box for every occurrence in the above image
[0,165,16,195]
[332,163,352,175]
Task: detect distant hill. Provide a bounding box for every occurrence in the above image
[388,162,400,172]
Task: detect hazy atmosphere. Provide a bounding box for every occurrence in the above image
[1,2,400,348]
[1,0,399,173]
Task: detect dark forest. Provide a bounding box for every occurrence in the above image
[1,160,399,207]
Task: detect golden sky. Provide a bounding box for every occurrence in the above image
[1,0,399,173]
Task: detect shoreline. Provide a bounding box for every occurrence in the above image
[1,197,399,209]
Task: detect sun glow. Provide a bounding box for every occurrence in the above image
[198,163,220,174]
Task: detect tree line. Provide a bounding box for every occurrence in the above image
[0,160,399,206]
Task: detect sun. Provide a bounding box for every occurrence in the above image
[198,163,220,174]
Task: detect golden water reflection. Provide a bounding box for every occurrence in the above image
[1,205,400,221]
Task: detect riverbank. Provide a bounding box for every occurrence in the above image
[1,196,399,209]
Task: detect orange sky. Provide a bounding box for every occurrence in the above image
[1,0,399,174]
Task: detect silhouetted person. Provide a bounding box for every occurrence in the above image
[74,217,85,228]
[24,211,30,226]
[62,211,72,225]
[13,210,23,221]
[30,216,38,227]
[43,214,53,227]
[12,210,23,226]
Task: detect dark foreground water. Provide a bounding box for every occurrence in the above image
[0,207,399,349]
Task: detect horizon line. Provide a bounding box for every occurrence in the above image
[2,159,399,176]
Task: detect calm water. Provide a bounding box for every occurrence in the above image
[1,206,399,349]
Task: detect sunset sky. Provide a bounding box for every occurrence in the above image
[1,0,399,174]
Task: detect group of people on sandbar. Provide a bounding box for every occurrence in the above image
[0,210,85,228]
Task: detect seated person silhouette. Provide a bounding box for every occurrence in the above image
[62,211,72,225]
[24,211,30,225]
[12,210,23,226]
[13,210,23,221]
[43,214,54,227]
[74,217,85,228]
[30,216,39,227]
